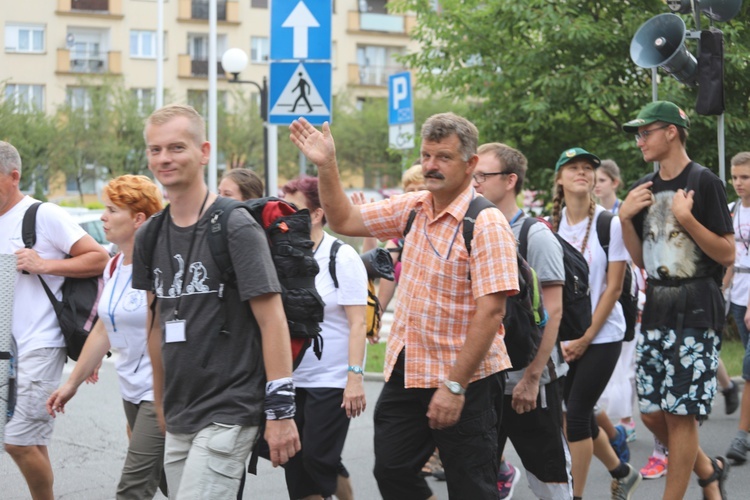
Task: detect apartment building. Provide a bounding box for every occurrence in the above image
[2,0,418,115]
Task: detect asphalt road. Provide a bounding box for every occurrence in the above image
[2,354,749,499]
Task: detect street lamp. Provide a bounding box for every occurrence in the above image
[221,48,271,195]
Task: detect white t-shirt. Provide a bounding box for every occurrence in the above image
[0,196,87,355]
[293,233,368,389]
[98,255,154,404]
[730,203,750,307]
[558,205,628,344]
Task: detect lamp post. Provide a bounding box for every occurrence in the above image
[221,48,271,196]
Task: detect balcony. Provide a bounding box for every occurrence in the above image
[178,54,226,78]
[178,0,239,24]
[56,48,122,74]
[57,0,123,17]
[347,10,415,35]
[348,63,408,87]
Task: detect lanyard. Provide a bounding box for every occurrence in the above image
[509,209,523,226]
[737,205,750,255]
[166,190,210,319]
[107,258,132,333]
[611,199,620,215]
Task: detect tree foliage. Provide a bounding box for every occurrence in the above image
[395,0,750,196]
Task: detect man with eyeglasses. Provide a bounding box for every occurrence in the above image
[289,112,519,500]
[474,143,573,499]
[619,101,734,499]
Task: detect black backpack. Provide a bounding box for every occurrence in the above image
[139,196,325,369]
[596,210,639,342]
[405,196,546,371]
[329,242,393,339]
[520,217,592,342]
[22,202,102,361]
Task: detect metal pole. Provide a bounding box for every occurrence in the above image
[268,125,279,197]
[156,0,164,109]
[651,67,659,173]
[299,151,307,177]
[718,113,726,184]
[263,125,270,196]
[207,0,218,192]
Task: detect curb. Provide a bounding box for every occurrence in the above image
[364,371,385,382]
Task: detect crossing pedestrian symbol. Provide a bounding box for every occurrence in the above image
[269,62,331,125]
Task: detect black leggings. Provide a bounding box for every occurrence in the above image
[563,341,622,443]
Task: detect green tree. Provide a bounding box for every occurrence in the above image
[395,0,750,195]
[0,89,57,193]
[217,90,265,172]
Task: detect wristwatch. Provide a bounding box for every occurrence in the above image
[348,365,364,375]
[443,380,466,395]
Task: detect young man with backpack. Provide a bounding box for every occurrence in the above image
[290,113,518,500]
[0,140,109,500]
[620,101,734,499]
[474,142,573,499]
[132,104,300,498]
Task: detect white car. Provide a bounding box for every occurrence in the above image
[63,208,116,254]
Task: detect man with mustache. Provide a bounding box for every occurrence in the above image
[290,112,518,500]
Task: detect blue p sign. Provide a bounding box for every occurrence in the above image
[389,72,413,126]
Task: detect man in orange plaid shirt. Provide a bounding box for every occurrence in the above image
[290,112,519,500]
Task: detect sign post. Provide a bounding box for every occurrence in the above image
[388,72,415,151]
[269,0,332,125]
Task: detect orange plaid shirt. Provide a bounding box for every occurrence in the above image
[360,186,518,388]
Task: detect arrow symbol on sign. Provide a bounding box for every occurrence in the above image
[282,1,320,59]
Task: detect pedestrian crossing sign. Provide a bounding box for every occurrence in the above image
[269,62,331,125]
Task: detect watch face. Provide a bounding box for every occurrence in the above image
[445,381,464,394]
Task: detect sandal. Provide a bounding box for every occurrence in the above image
[698,455,729,500]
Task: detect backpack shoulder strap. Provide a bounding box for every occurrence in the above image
[207,196,244,284]
[685,162,709,193]
[22,202,43,249]
[403,208,418,239]
[20,202,58,305]
[329,239,344,288]
[596,209,614,259]
[141,206,169,283]
[596,210,615,272]
[518,216,537,260]
[463,196,496,255]
[109,252,122,277]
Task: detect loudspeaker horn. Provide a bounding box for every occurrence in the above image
[699,0,743,22]
[630,13,698,86]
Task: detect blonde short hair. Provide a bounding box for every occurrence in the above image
[144,104,206,145]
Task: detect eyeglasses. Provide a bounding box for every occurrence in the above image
[472,171,512,184]
[634,124,670,142]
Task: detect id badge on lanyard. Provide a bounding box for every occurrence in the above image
[165,319,187,343]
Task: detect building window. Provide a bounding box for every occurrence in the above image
[356,45,405,86]
[131,88,155,113]
[187,89,227,116]
[250,0,268,8]
[4,84,44,110]
[130,30,156,58]
[67,86,93,113]
[5,24,45,53]
[250,36,269,63]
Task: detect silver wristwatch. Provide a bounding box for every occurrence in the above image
[443,379,466,395]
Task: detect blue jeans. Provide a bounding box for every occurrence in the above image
[729,302,750,381]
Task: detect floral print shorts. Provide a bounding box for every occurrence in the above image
[636,327,721,417]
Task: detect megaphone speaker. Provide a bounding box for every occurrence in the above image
[699,0,742,22]
[630,13,698,86]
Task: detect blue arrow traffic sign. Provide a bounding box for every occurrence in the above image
[388,72,414,126]
[271,0,332,61]
[269,62,331,125]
